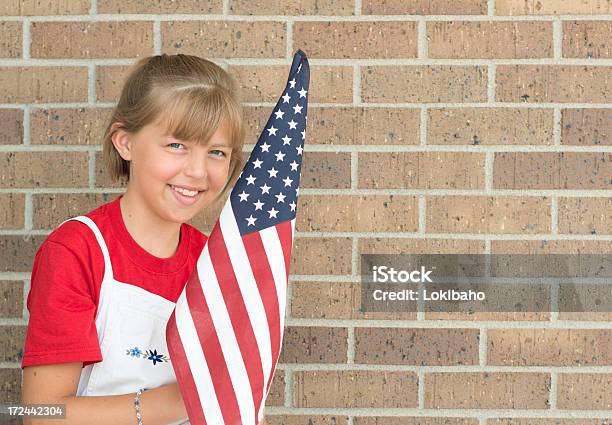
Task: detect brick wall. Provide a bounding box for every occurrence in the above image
[1,0,611,424]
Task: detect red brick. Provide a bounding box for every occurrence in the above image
[31,107,112,145]
[425,372,550,408]
[0,193,25,229]
[493,152,611,189]
[428,108,553,145]
[0,368,21,404]
[267,417,349,425]
[230,0,354,15]
[96,65,131,102]
[362,66,488,103]
[265,369,285,406]
[563,21,612,58]
[291,237,352,275]
[279,326,348,363]
[0,109,23,145]
[496,65,612,103]
[355,419,478,425]
[294,371,418,407]
[162,21,286,58]
[0,281,23,318]
[98,0,222,13]
[0,152,88,188]
[557,373,612,409]
[358,152,485,189]
[0,0,90,15]
[362,0,486,15]
[294,21,417,59]
[230,65,352,103]
[427,196,551,234]
[354,328,479,365]
[562,109,612,146]
[95,151,128,188]
[296,195,418,232]
[0,22,21,58]
[33,193,119,229]
[0,67,88,103]
[291,281,360,320]
[428,21,552,59]
[488,329,612,366]
[31,22,153,59]
[491,240,612,254]
[558,197,612,234]
[0,326,26,362]
[488,420,604,425]
[497,0,612,15]
[0,235,45,272]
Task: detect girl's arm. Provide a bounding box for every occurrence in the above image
[22,362,187,425]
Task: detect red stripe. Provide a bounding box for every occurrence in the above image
[275,221,293,281]
[242,230,282,393]
[208,223,265,415]
[185,269,242,424]
[166,310,207,425]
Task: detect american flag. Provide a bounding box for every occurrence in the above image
[166,50,309,425]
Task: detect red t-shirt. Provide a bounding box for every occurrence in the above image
[21,195,208,369]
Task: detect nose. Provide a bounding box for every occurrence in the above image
[183,149,208,180]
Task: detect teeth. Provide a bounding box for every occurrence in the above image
[171,185,199,197]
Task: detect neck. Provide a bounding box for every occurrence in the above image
[119,190,181,259]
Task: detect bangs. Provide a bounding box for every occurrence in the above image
[152,85,242,146]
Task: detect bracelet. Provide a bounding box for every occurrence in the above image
[134,388,146,425]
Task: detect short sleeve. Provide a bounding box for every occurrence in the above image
[21,240,102,368]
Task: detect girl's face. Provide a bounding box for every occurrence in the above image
[122,118,233,225]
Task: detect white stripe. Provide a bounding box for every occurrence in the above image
[198,246,255,425]
[174,290,224,424]
[220,204,273,395]
[259,226,288,336]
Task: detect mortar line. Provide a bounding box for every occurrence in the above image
[549,372,558,409]
[284,364,293,408]
[418,19,427,59]
[551,196,558,234]
[354,0,361,15]
[286,19,293,58]
[153,20,161,54]
[22,105,31,145]
[22,279,31,319]
[484,152,494,192]
[223,0,230,15]
[351,237,359,279]
[353,64,361,105]
[351,151,358,189]
[420,107,427,145]
[488,0,496,16]
[553,107,562,146]
[88,149,97,188]
[553,19,563,59]
[88,64,96,104]
[417,369,425,409]
[347,327,355,364]
[479,328,487,366]
[22,18,30,60]
[418,195,426,234]
[90,0,97,14]
[24,192,33,231]
[488,63,496,103]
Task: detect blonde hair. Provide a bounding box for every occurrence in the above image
[102,53,245,201]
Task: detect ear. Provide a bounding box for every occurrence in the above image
[110,123,133,162]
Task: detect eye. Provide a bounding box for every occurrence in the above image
[210,149,227,157]
[168,142,185,150]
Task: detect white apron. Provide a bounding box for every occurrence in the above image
[68,216,189,424]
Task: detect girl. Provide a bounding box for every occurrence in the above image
[21,54,263,425]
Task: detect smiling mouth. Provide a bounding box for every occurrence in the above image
[168,184,204,198]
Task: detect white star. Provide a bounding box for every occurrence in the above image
[246,174,256,185]
[253,200,264,210]
[260,183,271,194]
[246,215,257,226]
[293,104,303,114]
[275,151,286,162]
[268,207,279,218]
[238,191,249,202]
[289,78,296,89]
[290,160,299,171]
[275,192,286,203]
[283,176,293,187]
[295,187,299,195]
[289,201,296,212]
[301,130,306,140]
[297,63,302,73]
[260,142,270,152]
[288,120,297,130]
[296,145,303,155]
[298,87,307,98]
[282,93,290,103]
[274,110,285,120]
[253,158,263,169]
[267,167,278,178]
[282,135,292,145]
[267,126,278,136]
